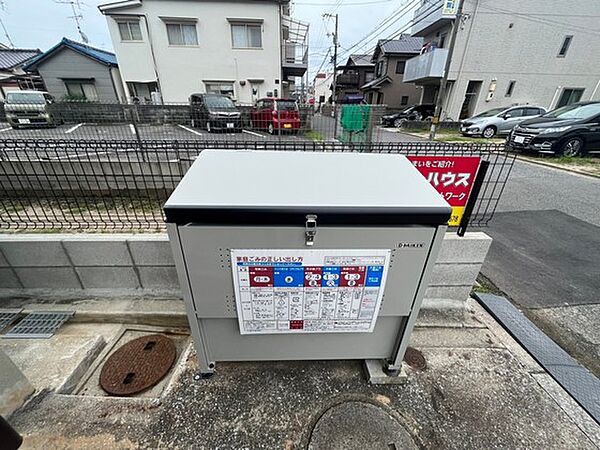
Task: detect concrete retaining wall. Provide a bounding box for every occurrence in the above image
[0,232,491,310]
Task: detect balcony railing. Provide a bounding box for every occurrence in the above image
[282,42,308,77]
[403,48,448,83]
[412,0,456,37]
[336,73,360,86]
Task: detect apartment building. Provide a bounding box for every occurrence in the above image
[361,36,423,108]
[99,0,308,104]
[404,0,600,120]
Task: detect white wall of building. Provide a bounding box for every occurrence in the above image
[104,0,283,104]
[313,73,332,105]
[416,0,600,119]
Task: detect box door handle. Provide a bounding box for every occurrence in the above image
[305,214,317,246]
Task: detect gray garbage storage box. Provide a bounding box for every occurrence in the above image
[165,150,451,376]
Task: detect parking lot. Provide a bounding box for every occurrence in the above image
[0,122,315,142]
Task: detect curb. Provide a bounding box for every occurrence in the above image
[516,155,600,180]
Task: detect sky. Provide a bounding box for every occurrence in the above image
[0,0,417,80]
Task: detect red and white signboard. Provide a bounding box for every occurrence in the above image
[407,156,481,226]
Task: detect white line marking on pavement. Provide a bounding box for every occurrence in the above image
[129,124,137,135]
[242,129,265,138]
[0,127,11,133]
[49,151,112,160]
[177,124,204,136]
[65,123,84,134]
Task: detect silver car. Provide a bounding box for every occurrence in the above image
[461,105,546,138]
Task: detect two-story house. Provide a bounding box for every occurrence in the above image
[361,37,423,108]
[0,47,43,100]
[99,0,308,104]
[404,0,600,120]
[334,54,374,103]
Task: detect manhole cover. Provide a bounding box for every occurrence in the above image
[308,401,417,450]
[100,334,176,396]
[404,347,427,371]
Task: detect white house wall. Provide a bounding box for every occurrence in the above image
[105,0,282,104]
[419,0,600,119]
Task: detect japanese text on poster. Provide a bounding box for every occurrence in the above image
[230,249,391,335]
[407,156,481,226]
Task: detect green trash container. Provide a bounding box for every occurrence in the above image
[339,104,371,143]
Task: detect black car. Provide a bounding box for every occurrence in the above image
[189,93,242,133]
[381,104,435,127]
[507,102,600,156]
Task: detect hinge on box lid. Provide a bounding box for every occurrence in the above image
[305,214,317,246]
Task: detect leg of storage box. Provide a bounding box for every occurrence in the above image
[167,224,215,376]
[386,225,447,373]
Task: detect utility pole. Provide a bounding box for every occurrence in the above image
[429,0,464,140]
[323,13,339,107]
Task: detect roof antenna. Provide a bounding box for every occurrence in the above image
[0,1,15,48]
[55,0,89,43]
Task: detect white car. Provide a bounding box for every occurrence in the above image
[461,105,546,138]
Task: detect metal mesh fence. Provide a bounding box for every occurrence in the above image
[1,101,387,143]
[0,139,515,232]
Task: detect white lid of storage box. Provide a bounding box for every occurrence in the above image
[164,150,451,225]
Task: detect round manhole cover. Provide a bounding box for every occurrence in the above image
[404,347,427,371]
[100,334,176,396]
[308,402,417,450]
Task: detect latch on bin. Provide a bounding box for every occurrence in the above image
[305,214,317,246]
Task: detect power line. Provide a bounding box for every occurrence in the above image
[335,0,420,62]
[476,2,600,37]
[355,0,445,57]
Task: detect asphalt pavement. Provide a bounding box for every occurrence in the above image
[481,160,600,376]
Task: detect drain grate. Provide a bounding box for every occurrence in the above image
[3,311,74,339]
[0,309,22,333]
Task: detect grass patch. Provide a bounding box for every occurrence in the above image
[305,130,324,141]
[551,156,599,165]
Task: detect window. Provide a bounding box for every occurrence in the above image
[118,21,142,41]
[64,80,98,100]
[205,82,235,98]
[231,23,262,48]
[401,95,409,106]
[556,88,584,108]
[364,71,374,83]
[395,61,406,74]
[166,23,198,46]
[375,61,383,77]
[506,108,525,118]
[439,32,447,48]
[558,35,573,57]
[505,80,516,97]
[524,108,542,116]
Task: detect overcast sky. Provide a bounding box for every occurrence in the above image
[0,0,416,79]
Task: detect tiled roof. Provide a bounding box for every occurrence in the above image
[378,35,423,54]
[0,48,41,70]
[349,54,374,66]
[23,38,117,70]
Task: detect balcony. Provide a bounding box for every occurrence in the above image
[411,0,456,37]
[282,42,308,77]
[336,73,360,87]
[403,48,448,83]
[281,16,309,78]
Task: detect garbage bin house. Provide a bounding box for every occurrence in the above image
[165,150,451,377]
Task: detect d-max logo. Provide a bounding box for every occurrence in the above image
[397,242,425,249]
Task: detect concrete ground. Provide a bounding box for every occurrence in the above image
[2,297,599,449]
